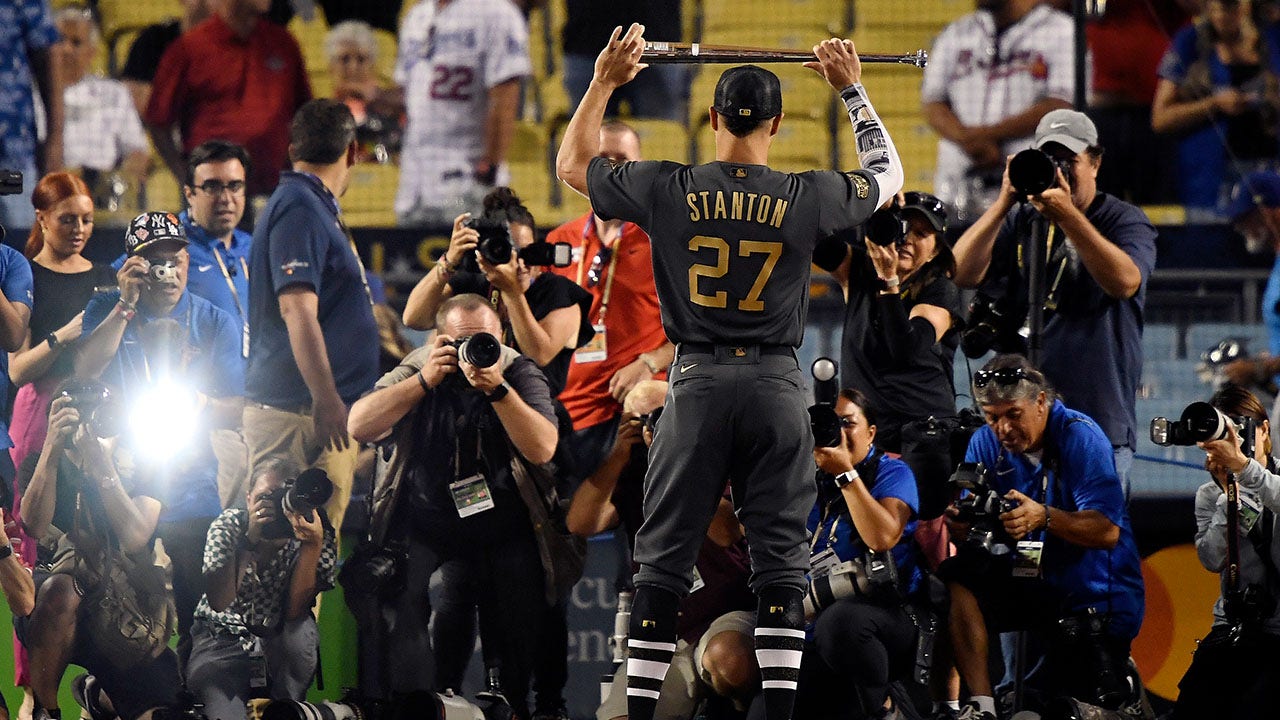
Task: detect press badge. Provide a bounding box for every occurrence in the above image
[1240,492,1263,534]
[450,474,495,517]
[1012,540,1044,578]
[810,548,840,578]
[574,324,608,363]
[690,565,706,594]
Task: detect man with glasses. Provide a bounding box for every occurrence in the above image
[548,121,673,477]
[940,354,1144,720]
[952,110,1157,494]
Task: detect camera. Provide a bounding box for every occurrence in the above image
[960,292,1027,359]
[950,462,1017,554]
[803,551,900,620]
[58,378,124,438]
[259,468,333,540]
[264,686,515,720]
[1150,401,1257,459]
[807,357,842,448]
[0,170,21,196]
[147,260,180,284]
[864,207,907,247]
[452,332,503,369]
[642,406,663,435]
[459,218,572,273]
[1008,148,1072,196]
[1224,583,1278,627]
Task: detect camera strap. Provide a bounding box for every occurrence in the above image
[576,220,623,325]
[811,449,886,554]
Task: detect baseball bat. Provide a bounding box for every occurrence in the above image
[641,42,928,68]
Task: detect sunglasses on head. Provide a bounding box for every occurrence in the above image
[973,367,1032,388]
[587,246,613,288]
[902,191,944,215]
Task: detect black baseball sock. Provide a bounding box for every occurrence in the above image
[754,584,806,720]
[626,584,681,720]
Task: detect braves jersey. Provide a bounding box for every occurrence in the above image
[395,0,530,213]
[586,157,879,347]
[921,5,1083,206]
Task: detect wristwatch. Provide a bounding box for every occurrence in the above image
[876,276,900,293]
[0,543,12,561]
[485,382,512,402]
[44,332,59,349]
[834,469,859,488]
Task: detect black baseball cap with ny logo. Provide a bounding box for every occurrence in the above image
[712,65,783,120]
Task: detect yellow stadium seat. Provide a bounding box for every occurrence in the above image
[853,0,970,29]
[142,167,184,216]
[695,115,833,172]
[343,163,399,227]
[701,0,849,36]
[852,24,941,60]
[373,29,398,84]
[309,68,334,99]
[97,0,179,39]
[838,112,938,188]
[288,11,331,75]
[535,75,572,124]
[507,122,555,223]
[628,119,692,164]
[861,65,925,117]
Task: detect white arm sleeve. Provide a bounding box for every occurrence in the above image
[840,83,903,207]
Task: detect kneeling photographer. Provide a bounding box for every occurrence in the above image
[796,389,924,720]
[1172,385,1280,719]
[348,293,560,719]
[939,355,1145,720]
[18,383,177,720]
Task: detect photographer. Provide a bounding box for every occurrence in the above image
[401,187,593,394]
[18,386,177,720]
[940,355,1144,719]
[1172,384,1280,718]
[348,293,559,719]
[951,110,1157,488]
[792,389,922,720]
[186,457,337,720]
[75,212,245,669]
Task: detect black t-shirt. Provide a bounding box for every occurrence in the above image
[587,156,881,347]
[120,20,182,83]
[29,262,116,380]
[448,271,593,395]
[563,0,682,55]
[841,255,962,451]
[405,355,558,555]
[1224,63,1279,160]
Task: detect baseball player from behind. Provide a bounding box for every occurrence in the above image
[556,24,904,720]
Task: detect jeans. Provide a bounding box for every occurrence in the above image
[563,55,689,121]
[187,616,320,720]
[157,515,216,674]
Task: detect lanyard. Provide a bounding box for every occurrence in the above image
[337,217,376,310]
[575,220,624,323]
[212,249,251,358]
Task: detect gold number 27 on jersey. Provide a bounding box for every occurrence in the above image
[687,235,782,312]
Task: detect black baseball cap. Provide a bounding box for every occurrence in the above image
[125,211,188,257]
[900,191,948,234]
[712,65,783,120]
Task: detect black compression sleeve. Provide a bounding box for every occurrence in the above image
[877,293,939,363]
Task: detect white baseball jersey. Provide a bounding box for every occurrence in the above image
[63,75,148,172]
[395,0,531,217]
[921,5,1085,208]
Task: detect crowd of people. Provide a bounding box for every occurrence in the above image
[1,1,1280,720]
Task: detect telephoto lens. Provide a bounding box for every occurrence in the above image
[281,468,334,517]
[1007,148,1058,196]
[457,332,503,369]
[864,207,905,246]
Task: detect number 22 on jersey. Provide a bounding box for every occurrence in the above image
[687,235,782,312]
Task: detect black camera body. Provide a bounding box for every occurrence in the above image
[960,292,1027,359]
[1224,583,1278,628]
[259,468,333,540]
[642,405,663,435]
[460,217,572,273]
[808,358,842,448]
[1008,148,1072,196]
[1150,401,1257,460]
[864,206,907,247]
[451,332,503,369]
[59,378,124,438]
[951,462,1017,553]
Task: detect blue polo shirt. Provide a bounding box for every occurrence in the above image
[112,211,252,359]
[964,400,1145,638]
[82,290,243,522]
[246,171,378,408]
[0,245,33,448]
[1265,254,1280,385]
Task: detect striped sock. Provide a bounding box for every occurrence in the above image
[626,584,680,720]
[754,585,806,720]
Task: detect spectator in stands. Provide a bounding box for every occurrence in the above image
[548,122,673,477]
[1085,0,1190,205]
[394,0,530,227]
[120,0,213,117]
[561,0,687,121]
[76,211,246,671]
[402,188,593,396]
[952,110,1157,492]
[145,0,311,201]
[1173,384,1280,718]
[186,457,337,720]
[942,355,1145,720]
[53,6,151,206]
[0,0,63,229]
[244,99,378,543]
[567,380,757,720]
[327,19,403,164]
[268,0,405,33]
[819,191,961,520]
[921,0,1076,226]
[1153,0,1280,216]
[348,294,560,718]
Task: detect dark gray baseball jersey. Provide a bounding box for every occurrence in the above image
[586,156,881,347]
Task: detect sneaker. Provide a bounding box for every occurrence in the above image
[956,703,998,720]
[70,675,116,720]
